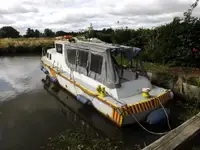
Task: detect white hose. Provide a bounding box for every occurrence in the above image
[122,97,172,135]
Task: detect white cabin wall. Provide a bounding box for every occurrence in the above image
[47,44,66,70]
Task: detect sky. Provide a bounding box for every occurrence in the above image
[0,0,199,35]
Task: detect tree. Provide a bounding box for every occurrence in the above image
[0,26,20,38]
[183,0,199,22]
[87,23,95,38]
[55,31,68,36]
[25,28,35,37]
[44,28,55,37]
[34,29,40,37]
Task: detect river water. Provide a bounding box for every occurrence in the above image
[0,56,186,150]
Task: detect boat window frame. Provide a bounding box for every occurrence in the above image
[56,43,63,54]
[90,53,103,75]
[66,48,77,65]
[77,50,89,69]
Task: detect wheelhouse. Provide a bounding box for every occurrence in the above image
[53,39,149,89]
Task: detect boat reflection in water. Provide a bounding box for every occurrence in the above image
[41,78,168,149]
[42,78,122,139]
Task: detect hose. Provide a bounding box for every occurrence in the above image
[122,97,172,135]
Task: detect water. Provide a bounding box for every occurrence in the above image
[0,56,183,150]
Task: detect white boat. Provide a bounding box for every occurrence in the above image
[40,36,174,127]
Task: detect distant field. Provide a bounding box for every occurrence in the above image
[0,38,54,55]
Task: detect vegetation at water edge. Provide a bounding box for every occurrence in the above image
[0,38,54,55]
[41,129,127,150]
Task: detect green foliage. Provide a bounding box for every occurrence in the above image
[43,28,55,37]
[196,77,200,87]
[25,28,41,38]
[0,38,54,54]
[0,26,20,38]
[80,0,200,67]
[43,129,127,150]
[55,30,68,36]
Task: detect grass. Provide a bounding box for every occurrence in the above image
[143,62,169,73]
[41,129,127,150]
[114,55,169,73]
[0,38,54,54]
[0,38,54,48]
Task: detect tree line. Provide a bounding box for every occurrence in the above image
[0,27,78,38]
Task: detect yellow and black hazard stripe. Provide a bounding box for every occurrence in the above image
[50,68,57,78]
[112,108,123,126]
[120,91,170,115]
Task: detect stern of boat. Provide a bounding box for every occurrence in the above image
[111,89,173,127]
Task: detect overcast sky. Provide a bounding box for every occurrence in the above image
[0,0,199,35]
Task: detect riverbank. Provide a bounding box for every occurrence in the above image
[41,128,127,150]
[0,38,54,55]
[146,65,200,122]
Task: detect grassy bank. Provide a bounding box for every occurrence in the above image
[0,38,54,55]
[145,63,200,122]
[41,129,127,150]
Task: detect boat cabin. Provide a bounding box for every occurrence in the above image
[47,38,149,89]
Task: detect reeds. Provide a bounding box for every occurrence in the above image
[0,38,54,54]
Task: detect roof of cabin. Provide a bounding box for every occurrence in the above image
[55,39,140,53]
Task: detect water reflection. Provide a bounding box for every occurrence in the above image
[0,56,45,101]
[0,56,72,150]
[43,79,121,138]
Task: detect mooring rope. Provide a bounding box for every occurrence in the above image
[122,97,172,135]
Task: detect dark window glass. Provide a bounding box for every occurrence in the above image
[56,44,63,54]
[90,54,103,74]
[50,54,51,60]
[47,53,49,58]
[78,50,88,68]
[67,49,77,64]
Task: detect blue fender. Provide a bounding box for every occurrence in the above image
[40,65,49,74]
[49,76,57,83]
[76,95,91,105]
[146,108,170,125]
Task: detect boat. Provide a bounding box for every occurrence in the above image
[40,36,174,127]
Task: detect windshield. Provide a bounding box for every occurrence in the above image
[111,51,149,80]
[111,52,134,69]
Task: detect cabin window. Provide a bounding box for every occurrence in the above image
[56,44,63,54]
[90,54,103,74]
[49,54,51,60]
[47,53,49,58]
[78,50,88,68]
[67,49,77,65]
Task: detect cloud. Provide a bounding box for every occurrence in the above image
[0,0,199,35]
[0,15,14,24]
[0,4,38,14]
